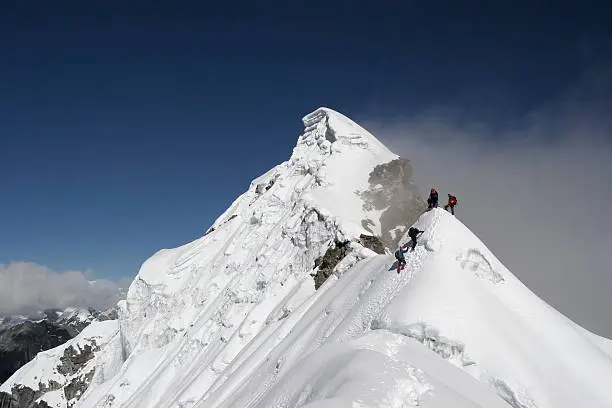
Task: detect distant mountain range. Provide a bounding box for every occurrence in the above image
[0,307,117,385]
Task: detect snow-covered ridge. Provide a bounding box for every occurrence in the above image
[192,209,612,408]
[0,308,95,332]
[67,107,424,407]
[6,107,610,408]
[0,307,119,391]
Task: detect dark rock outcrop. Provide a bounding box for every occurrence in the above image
[255,176,277,194]
[0,383,57,408]
[312,241,351,290]
[63,370,95,407]
[57,343,96,377]
[0,308,115,386]
[359,234,386,254]
[358,157,427,248]
[94,308,118,322]
[0,336,100,408]
[0,322,72,384]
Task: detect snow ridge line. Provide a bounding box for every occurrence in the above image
[194,226,435,407]
[200,228,434,407]
[353,210,441,341]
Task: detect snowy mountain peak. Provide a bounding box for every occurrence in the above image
[213,107,424,249]
[114,108,425,358]
[299,107,392,155]
[56,108,422,407]
[4,108,611,408]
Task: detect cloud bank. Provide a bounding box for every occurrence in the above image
[362,66,612,337]
[0,262,131,317]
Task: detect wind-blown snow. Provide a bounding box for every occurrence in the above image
[5,108,611,408]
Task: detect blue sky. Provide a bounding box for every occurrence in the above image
[1,1,611,284]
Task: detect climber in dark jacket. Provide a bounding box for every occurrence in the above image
[408,227,424,251]
[427,188,439,209]
[395,244,409,274]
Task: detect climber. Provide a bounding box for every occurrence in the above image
[444,193,458,215]
[408,226,424,251]
[395,244,409,274]
[427,188,439,209]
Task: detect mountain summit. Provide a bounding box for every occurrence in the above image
[3,108,612,408]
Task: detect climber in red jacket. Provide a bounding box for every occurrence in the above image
[444,193,458,215]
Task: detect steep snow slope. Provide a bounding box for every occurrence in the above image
[375,211,612,408]
[189,209,612,408]
[75,107,425,408]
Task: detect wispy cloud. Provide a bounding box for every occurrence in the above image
[361,64,612,337]
[0,261,131,316]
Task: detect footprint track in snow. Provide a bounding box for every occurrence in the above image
[357,279,375,299]
[416,210,443,254]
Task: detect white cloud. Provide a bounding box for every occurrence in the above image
[0,261,130,316]
[360,65,612,337]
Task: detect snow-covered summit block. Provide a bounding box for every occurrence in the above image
[300,107,392,154]
[66,107,425,407]
[288,106,425,243]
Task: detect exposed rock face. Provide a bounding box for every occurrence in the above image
[0,385,54,408]
[311,235,385,289]
[0,320,119,408]
[58,343,96,377]
[63,371,95,407]
[359,158,427,248]
[0,308,117,397]
[0,376,62,408]
[0,322,73,384]
[312,241,351,290]
[359,234,386,254]
[94,308,118,322]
